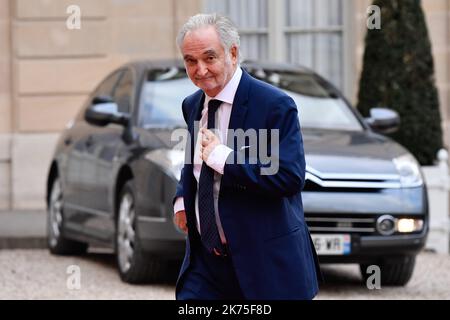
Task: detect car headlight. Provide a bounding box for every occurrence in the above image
[145,149,185,181]
[397,218,424,233]
[377,215,424,234]
[393,154,423,187]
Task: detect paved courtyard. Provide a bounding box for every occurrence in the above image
[0,249,449,299]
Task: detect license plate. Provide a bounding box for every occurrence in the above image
[311,234,351,255]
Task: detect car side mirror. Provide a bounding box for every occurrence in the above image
[365,107,400,134]
[85,95,130,127]
[92,95,114,105]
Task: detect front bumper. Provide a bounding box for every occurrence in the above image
[315,228,428,263]
[304,186,428,263]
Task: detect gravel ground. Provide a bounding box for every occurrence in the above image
[1,249,449,299]
[317,252,450,299]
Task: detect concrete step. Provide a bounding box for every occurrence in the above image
[0,210,47,249]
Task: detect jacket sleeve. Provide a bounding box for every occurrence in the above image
[221,95,306,198]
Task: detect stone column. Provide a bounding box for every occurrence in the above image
[0,0,12,210]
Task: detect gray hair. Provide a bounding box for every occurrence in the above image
[176,13,241,61]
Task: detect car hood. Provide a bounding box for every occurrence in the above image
[303,129,410,176]
[144,127,411,177]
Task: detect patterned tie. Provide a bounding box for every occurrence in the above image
[198,99,224,255]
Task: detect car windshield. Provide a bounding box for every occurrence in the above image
[139,67,197,128]
[139,67,363,131]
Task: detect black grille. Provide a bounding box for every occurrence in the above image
[303,180,382,193]
[305,214,377,234]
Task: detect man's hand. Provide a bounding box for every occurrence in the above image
[173,210,188,234]
[200,128,220,163]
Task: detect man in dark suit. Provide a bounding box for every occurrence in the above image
[173,13,321,300]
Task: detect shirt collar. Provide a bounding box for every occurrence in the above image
[205,66,242,105]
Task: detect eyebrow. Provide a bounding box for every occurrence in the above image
[203,49,217,56]
[183,50,218,60]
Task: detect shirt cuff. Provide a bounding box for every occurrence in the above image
[173,197,185,215]
[206,144,233,175]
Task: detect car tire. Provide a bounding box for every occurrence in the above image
[360,255,416,286]
[47,177,88,255]
[115,180,165,284]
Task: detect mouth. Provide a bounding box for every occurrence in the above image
[196,77,213,81]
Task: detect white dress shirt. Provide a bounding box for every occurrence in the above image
[174,67,243,244]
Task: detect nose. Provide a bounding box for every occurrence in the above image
[197,61,208,77]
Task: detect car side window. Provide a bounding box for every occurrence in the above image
[75,70,123,121]
[94,70,123,97]
[113,69,133,114]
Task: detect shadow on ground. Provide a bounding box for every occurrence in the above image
[72,249,181,285]
[74,249,368,288]
[319,264,365,287]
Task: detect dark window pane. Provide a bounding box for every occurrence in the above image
[94,70,123,97]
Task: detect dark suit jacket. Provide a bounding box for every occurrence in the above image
[175,69,321,299]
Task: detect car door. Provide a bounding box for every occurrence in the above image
[64,69,124,235]
[83,68,135,241]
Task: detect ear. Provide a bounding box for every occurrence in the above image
[230,45,238,64]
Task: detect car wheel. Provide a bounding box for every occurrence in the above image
[360,255,416,286]
[116,180,164,283]
[47,177,88,255]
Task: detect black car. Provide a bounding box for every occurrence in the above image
[46,60,428,285]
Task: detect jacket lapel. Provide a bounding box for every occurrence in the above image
[226,69,250,147]
[188,91,205,163]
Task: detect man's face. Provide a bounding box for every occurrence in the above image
[181,26,238,97]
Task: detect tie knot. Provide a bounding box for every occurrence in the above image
[208,99,222,113]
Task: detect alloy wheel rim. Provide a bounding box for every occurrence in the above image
[117,192,136,273]
[49,179,63,247]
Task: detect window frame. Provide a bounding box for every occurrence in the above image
[202,0,355,100]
